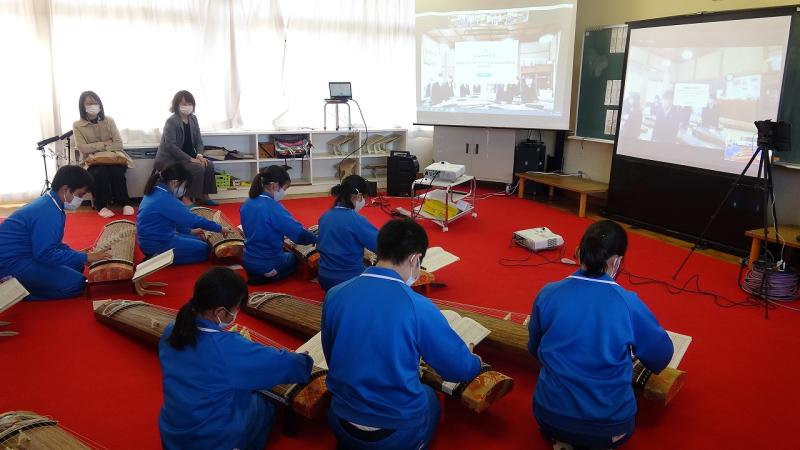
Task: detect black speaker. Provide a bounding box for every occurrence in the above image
[514,140,547,195]
[365,181,378,197]
[387,151,419,197]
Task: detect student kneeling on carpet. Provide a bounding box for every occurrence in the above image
[240,165,316,285]
[159,267,313,450]
[0,165,110,300]
[322,218,481,450]
[316,174,378,291]
[528,220,674,450]
[137,163,228,265]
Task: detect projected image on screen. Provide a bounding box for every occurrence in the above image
[416,1,576,129]
[616,15,791,176]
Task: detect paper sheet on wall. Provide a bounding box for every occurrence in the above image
[610,26,627,53]
[604,110,619,135]
[296,332,328,370]
[421,247,460,272]
[666,330,692,369]
[0,278,28,313]
[605,80,621,106]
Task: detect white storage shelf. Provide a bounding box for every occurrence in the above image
[123,128,405,199]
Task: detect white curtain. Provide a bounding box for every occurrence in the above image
[0,0,415,202]
[278,0,416,129]
[0,0,59,202]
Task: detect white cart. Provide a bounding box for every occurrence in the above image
[411,175,477,232]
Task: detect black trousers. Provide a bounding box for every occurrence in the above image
[88,164,130,210]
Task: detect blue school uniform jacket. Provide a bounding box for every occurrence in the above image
[322,266,482,429]
[136,184,221,255]
[0,191,86,275]
[528,270,673,436]
[317,205,378,282]
[158,317,313,449]
[240,193,315,274]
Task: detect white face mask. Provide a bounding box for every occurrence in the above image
[218,308,237,329]
[179,105,193,115]
[174,183,187,199]
[354,197,366,212]
[405,255,421,286]
[273,188,286,201]
[63,192,83,211]
[85,105,101,116]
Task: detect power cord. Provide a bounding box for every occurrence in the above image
[411,170,440,219]
[498,239,569,267]
[336,98,369,180]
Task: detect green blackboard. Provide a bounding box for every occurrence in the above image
[776,12,800,166]
[574,25,627,141]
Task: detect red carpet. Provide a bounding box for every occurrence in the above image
[1,194,798,449]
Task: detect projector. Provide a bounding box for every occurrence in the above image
[424,161,466,182]
[513,227,564,251]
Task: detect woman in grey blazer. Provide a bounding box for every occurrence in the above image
[155,90,218,205]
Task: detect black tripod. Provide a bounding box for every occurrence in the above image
[37,144,52,196]
[672,144,779,319]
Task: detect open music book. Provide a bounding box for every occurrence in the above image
[666,330,692,369]
[440,310,491,347]
[296,332,328,370]
[421,247,459,273]
[133,250,175,282]
[0,278,28,313]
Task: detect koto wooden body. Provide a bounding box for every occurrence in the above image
[284,243,434,290]
[431,303,685,406]
[191,207,244,258]
[92,300,329,419]
[0,411,91,449]
[87,220,136,283]
[244,292,514,413]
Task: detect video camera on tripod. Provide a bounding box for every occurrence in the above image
[754,119,791,152]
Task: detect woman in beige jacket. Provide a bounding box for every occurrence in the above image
[72,91,134,218]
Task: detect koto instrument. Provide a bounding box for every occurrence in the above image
[244,292,514,413]
[285,239,435,290]
[87,220,136,283]
[92,300,329,419]
[429,299,686,405]
[190,207,244,258]
[0,411,95,449]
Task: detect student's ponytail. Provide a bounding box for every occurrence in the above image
[331,174,368,209]
[167,267,248,350]
[249,165,291,199]
[577,220,628,277]
[144,163,192,195]
[168,302,200,351]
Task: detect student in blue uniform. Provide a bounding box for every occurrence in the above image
[316,175,378,291]
[528,220,673,449]
[322,218,481,450]
[159,267,313,449]
[0,165,110,300]
[240,165,315,285]
[137,163,226,265]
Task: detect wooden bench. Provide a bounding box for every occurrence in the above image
[516,172,609,217]
[744,225,800,269]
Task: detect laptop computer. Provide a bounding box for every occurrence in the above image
[328,82,352,101]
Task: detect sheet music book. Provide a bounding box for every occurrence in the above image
[133,250,175,282]
[296,332,328,370]
[421,247,459,273]
[666,330,692,369]
[440,310,491,347]
[0,278,28,313]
